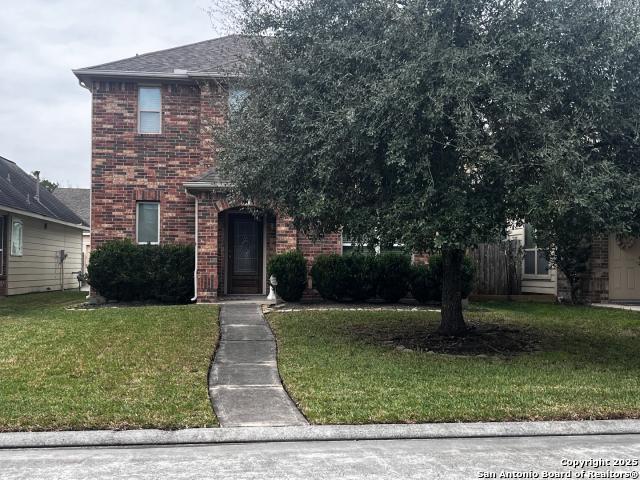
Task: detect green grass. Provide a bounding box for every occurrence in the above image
[0,291,219,431]
[268,303,640,424]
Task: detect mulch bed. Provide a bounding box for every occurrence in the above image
[264,301,441,314]
[346,320,539,357]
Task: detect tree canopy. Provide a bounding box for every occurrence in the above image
[31,171,59,193]
[218,0,640,333]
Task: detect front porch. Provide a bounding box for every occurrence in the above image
[190,191,342,303]
[193,195,277,302]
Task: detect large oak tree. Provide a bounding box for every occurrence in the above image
[217,0,640,335]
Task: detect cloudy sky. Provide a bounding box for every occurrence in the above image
[0,1,228,188]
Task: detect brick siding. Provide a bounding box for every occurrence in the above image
[89,79,341,301]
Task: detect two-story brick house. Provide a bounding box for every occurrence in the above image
[74,35,341,302]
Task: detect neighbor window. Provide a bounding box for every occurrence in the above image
[523,223,549,276]
[136,202,160,244]
[11,219,22,256]
[138,86,161,134]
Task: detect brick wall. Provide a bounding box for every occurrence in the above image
[275,216,297,253]
[195,192,219,302]
[89,78,343,302]
[217,208,227,297]
[90,80,225,249]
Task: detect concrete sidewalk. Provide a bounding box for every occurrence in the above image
[208,304,308,427]
[3,433,640,480]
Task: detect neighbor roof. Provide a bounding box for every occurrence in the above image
[53,188,91,226]
[73,35,256,81]
[0,156,86,227]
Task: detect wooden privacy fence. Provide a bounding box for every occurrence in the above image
[469,240,522,295]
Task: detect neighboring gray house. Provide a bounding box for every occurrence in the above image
[0,156,87,296]
[53,188,91,273]
[502,224,639,303]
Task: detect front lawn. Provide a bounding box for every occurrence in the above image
[268,303,640,424]
[0,292,218,431]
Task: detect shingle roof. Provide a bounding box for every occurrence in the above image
[53,188,91,226]
[188,166,232,190]
[74,35,255,79]
[0,156,86,227]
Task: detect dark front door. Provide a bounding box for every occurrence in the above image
[228,214,263,294]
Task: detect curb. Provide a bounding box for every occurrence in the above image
[1,420,640,449]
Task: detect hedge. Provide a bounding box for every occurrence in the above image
[311,252,475,304]
[375,252,412,302]
[88,240,194,303]
[311,253,377,301]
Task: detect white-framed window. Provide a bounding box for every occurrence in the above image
[523,223,549,277]
[10,219,23,256]
[138,86,162,134]
[136,202,160,244]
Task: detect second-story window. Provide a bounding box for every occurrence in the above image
[138,86,161,134]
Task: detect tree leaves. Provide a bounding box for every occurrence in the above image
[217,0,640,255]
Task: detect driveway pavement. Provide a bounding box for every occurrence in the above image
[2,434,639,480]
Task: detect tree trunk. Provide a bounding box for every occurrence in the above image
[439,248,468,336]
[567,272,589,305]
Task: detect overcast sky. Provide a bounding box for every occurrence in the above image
[0,1,228,188]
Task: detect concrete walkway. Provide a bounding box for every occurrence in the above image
[593,303,640,312]
[209,304,308,427]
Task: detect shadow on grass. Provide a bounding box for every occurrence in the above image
[328,305,640,366]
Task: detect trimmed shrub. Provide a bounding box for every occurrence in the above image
[409,263,438,303]
[310,254,348,301]
[152,244,197,303]
[267,250,308,302]
[344,253,378,301]
[375,252,412,303]
[88,240,194,303]
[311,253,377,301]
[416,254,475,302]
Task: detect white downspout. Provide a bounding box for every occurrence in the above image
[191,195,199,302]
